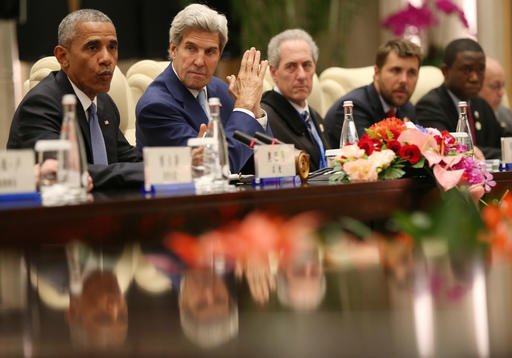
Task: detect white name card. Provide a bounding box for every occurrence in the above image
[0,150,36,194]
[143,147,192,190]
[501,137,512,163]
[254,144,296,178]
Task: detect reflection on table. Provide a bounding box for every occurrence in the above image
[1,211,512,357]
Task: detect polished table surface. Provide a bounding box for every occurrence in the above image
[1,239,512,357]
[1,171,512,245]
[0,173,512,356]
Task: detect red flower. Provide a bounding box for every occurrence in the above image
[399,144,421,164]
[387,139,402,153]
[358,138,375,155]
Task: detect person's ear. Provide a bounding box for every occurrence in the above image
[269,64,278,82]
[373,65,380,81]
[169,42,176,61]
[54,45,69,70]
[440,63,449,79]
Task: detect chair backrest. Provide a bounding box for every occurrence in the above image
[24,56,136,145]
[126,59,170,107]
[318,65,446,112]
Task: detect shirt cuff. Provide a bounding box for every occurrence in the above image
[233,108,268,129]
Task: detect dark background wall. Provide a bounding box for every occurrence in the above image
[15,0,240,62]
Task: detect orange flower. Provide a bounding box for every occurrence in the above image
[367,118,406,141]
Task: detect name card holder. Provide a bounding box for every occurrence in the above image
[0,150,40,207]
[143,147,194,195]
[253,144,299,188]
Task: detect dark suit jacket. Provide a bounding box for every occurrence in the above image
[7,70,143,189]
[261,90,330,171]
[136,64,270,173]
[324,83,416,148]
[415,85,503,159]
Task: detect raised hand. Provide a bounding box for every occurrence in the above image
[227,47,268,117]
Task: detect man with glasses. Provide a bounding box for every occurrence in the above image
[479,57,512,135]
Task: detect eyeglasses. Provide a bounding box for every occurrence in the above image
[487,82,506,91]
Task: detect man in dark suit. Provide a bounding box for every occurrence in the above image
[261,29,330,171]
[416,38,504,159]
[324,39,421,148]
[7,9,142,189]
[136,3,270,174]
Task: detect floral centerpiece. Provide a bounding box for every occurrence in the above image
[330,117,495,201]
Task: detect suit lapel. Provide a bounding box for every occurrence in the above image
[55,70,93,162]
[263,91,306,136]
[367,83,386,121]
[439,85,460,130]
[165,65,209,128]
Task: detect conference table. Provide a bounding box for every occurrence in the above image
[1,171,512,245]
[0,173,512,357]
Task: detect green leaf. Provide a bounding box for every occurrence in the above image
[412,157,425,168]
[379,165,405,180]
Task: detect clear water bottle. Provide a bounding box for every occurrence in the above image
[339,100,359,148]
[195,97,232,192]
[204,97,230,180]
[454,101,474,156]
[59,94,88,202]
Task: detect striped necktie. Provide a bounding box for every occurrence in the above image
[197,89,210,118]
[87,103,108,165]
[301,111,327,169]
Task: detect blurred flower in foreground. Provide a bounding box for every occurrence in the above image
[480,192,512,260]
[382,0,468,37]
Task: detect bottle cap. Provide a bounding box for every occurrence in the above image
[208,97,221,106]
[343,100,353,107]
[458,101,467,107]
[62,94,77,105]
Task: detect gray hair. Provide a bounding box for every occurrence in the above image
[267,29,319,68]
[169,4,228,53]
[58,9,113,47]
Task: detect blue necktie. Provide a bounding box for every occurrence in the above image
[87,103,108,165]
[301,111,327,169]
[197,89,210,119]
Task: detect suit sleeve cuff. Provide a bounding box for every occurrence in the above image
[233,108,268,129]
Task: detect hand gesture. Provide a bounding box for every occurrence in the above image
[227,47,268,117]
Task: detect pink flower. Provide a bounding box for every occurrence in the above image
[382,0,468,37]
[435,0,469,27]
[433,165,465,191]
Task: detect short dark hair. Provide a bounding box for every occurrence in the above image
[443,38,484,67]
[58,9,113,47]
[375,39,422,68]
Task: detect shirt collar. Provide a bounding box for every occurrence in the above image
[378,95,395,115]
[67,76,97,120]
[446,88,468,108]
[273,86,309,114]
[172,62,207,98]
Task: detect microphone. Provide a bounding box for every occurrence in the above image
[254,132,285,145]
[233,130,264,148]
